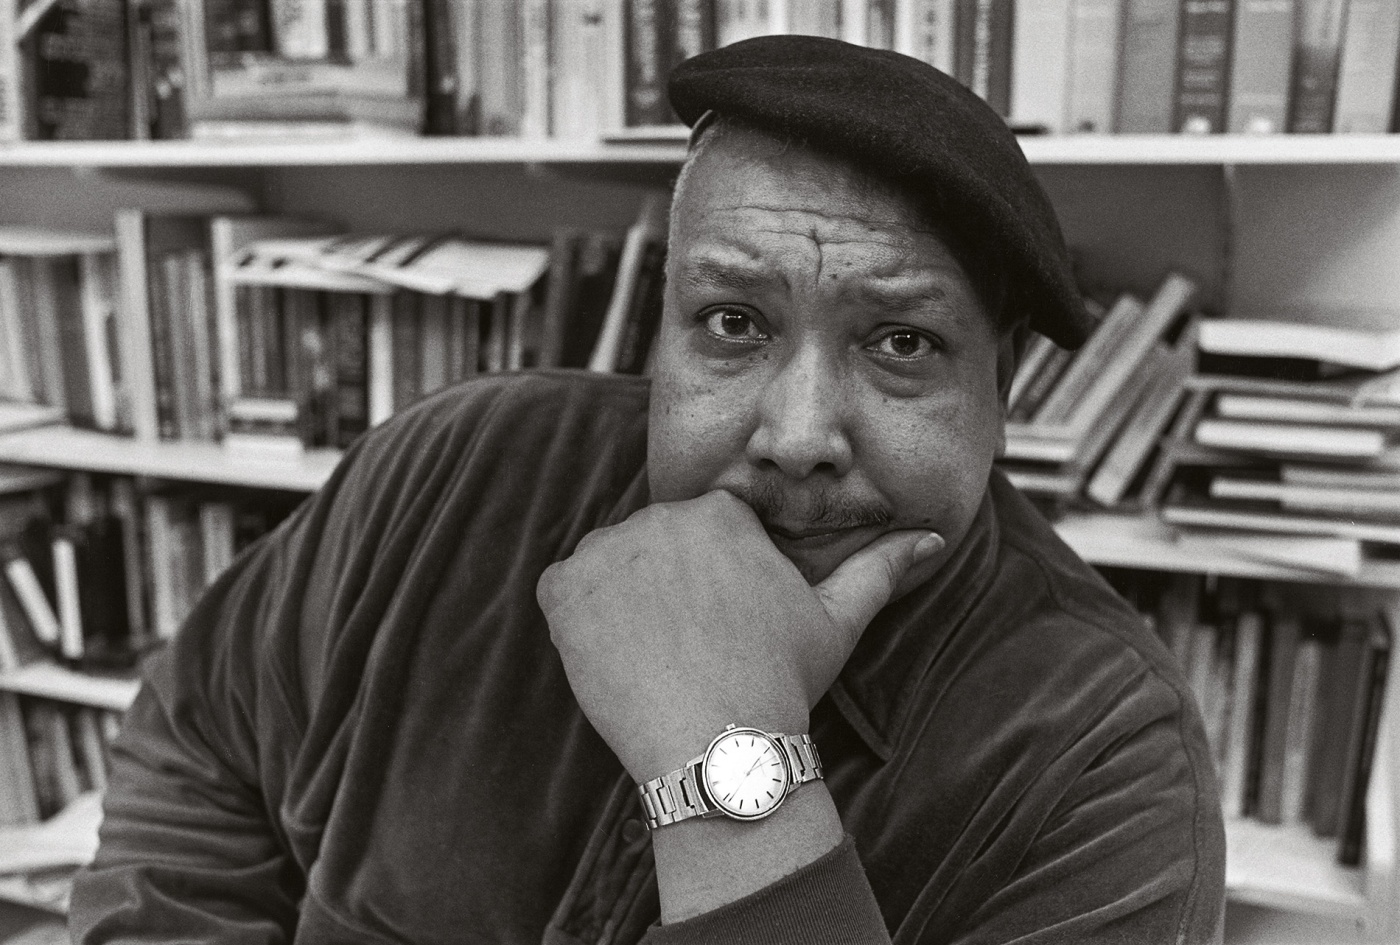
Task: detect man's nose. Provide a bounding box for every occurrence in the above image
[745,348,854,480]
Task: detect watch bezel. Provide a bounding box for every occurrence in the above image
[700,726,793,821]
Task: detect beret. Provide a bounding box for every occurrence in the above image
[668,35,1093,349]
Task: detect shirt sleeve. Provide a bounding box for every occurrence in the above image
[639,836,891,945]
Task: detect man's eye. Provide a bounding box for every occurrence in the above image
[702,306,767,341]
[870,330,934,359]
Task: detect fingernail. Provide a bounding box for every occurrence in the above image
[913,532,945,559]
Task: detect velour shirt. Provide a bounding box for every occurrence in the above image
[70,370,1225,945]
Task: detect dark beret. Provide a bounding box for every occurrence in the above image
[668,35,1093,349]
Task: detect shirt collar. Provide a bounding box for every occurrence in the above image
[828,482,1002,761]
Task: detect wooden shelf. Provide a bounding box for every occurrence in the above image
[0,425,340,492]
[1225,819,1368,918]
[0,664,138,713]
[0,133,1398,169]
[0,137,690,168]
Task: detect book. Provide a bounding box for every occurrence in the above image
[587,195,668,372]
[519,0,550,138]
[895,0,956,72]
[1255,603,1300,823]
[20,0,132,140]
[1009,0,1072,132]
[1161,489,1400,545]
[957,0,1013,115]
[1065,0,1123,133]
[625,0,671,127]
[1279,624,1324,824]
[210,215,339,420]
[554,0,624,139]
[1209,474,1400,519]
[1332,0,1400,133]
[0,0,19,142]
[1308,615,1368,836]
[1225,0,1296,134]
[1221,604,1263,818]
[1286,0,1348,132]
[1213,393,1400,427]
[1198,319,1400,373]
[1085,333,1194,507]
[1193,418,1390,460]
[1337,614,1390,865]
[1116,0,1182,133]
[1173,0,1236,133]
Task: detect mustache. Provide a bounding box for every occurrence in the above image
[728,479,892,531]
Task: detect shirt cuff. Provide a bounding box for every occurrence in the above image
[638,835,890,945]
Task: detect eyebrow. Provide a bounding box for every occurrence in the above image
[676,256,787,295]
[844,281,953,316]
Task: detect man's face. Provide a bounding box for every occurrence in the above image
[647,127,1006,587]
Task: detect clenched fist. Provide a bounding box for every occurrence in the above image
[536,489,944,782]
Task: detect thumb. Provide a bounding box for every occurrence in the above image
[815,530,945,642]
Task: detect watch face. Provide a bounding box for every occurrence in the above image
[702,728,792,820]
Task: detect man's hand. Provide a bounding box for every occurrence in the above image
[536,490,943,783]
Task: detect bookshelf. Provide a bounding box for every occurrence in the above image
[0,135,1398,944]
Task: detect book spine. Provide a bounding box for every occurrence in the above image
[390,291,421,410]
[952,0,976,88]
[1224,0,1295,134]
[332,293,369,447]
[1338,619,1390,865]
[625,0,673,126]
[421,0,458,135]
[23,0,133,140]
[1173,0,1235,133]
[1256,608,1300,823]
[1331,0,1400,133]
[978,0,1013,115]
[1286,0,1348,132]
[519,0,552,137]
[896,0,956,71]
[0,0,19,142]
[50,256,97,429]
[77,253,120,432]
[271,0,331,58]
[867,0,896,48]
[476,0,522,134]
[51,530,84,663]
[115,211,160,442]
[366,292,393,426]
[675,0,717,60]
[417,294,449,392]
[449,0,480,134]
[1066,0,1124,133]
[1116,0,1182,132]
[1009,0,1072,132]
[715,0,771,47]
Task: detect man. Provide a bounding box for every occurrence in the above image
[71,36,1224,944]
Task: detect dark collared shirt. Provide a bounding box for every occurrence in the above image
[71,371,1224,944]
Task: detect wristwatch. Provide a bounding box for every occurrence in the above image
[636,724,824,829]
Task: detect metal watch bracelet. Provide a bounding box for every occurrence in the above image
[637,732,823,830]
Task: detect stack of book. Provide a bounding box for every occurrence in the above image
[1107,569,1391,867]
[1155,318,1400,574]
[1,469,298,661]
[999,271,1200,505]
[216,196,666,455]
[1,200,667,457]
